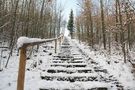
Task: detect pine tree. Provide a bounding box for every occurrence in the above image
[67,10,74,39]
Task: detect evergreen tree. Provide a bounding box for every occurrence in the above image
[67,10,74,39]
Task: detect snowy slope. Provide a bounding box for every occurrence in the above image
[0,36,135,90]
[71,37,135,90]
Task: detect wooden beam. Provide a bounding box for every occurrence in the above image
[17,47,27,90]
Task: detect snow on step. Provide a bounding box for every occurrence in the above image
[53,58,84,61]
[41,72,97,77]
[45,68,107,74]
[39,81,115,90]
[46,67,92,69]
[52,58,84,62]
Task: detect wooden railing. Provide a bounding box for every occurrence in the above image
[17,35,64,90]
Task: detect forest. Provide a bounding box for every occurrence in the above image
[75,0,135,62]
[0,0,135,90]
[0,0,66,68]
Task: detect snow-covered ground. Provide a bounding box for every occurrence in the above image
[71,37,135,90]
[0,36,135,90]
[0,41,56,90]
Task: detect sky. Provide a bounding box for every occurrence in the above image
[57,0,77,21]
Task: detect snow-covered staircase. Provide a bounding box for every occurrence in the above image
[39,37,123,90]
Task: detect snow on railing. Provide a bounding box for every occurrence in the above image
[17,34,64,90]
[17,37,44,48]
[17,34,63,48]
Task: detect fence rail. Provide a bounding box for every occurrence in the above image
[17,34,64,90]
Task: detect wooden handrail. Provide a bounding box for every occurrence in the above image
[17,34,64,90]
[18,34,63,48]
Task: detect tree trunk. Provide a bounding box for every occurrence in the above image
[100,0,106,50]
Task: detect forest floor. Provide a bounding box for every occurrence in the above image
[0,36,135,90]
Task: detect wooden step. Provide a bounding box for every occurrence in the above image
[51,64,87,68]
[53,55,73,58]
[40,73,98,82]
[52,61,84,63]
[50,63,86,65]
[40,87,108,90]
[50,63,87,68]
[47,69,92,74]
[94,69,108,73]
[61,46,71,48]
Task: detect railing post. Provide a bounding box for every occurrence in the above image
[55,39,57,53]
[59,38,61,46]
[62,36,64,41]
[17,46,27,90]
